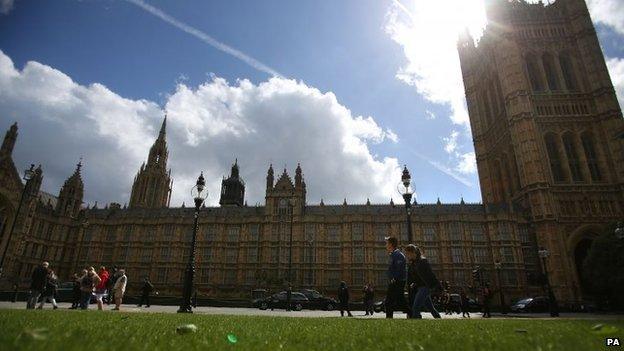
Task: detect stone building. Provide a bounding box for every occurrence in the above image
[0,0,622,303]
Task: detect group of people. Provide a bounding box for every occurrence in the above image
[338,236,495,319]
[27,262,128,311]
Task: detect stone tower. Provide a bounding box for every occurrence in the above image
[0,122,17,158]
[458,0,624,302]
[56,161,84,217]
[265,164,306,216]
[219,159,245,207]
[129,116,172,208]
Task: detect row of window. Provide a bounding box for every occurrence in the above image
[526,52,579,93]
[544,131,603,183]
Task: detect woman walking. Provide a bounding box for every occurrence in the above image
[112,269,127,311]
[405,244,441,319]
[37,269,59,309]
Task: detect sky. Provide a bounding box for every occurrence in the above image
[0,0,623,207]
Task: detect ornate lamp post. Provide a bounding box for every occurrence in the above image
[0,164,35,280]
[397,165,414,243]
[615,221,624,240]
[307,237,314,286]
[178,172,207,313]
[538,248,559,317]
[288,200,294,285]
[494,261,507,315]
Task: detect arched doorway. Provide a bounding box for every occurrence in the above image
[573,238,593,295]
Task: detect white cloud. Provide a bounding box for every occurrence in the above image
[456,152,477,175]
[0,50,401,206]
[587,0,624,35]
[386,128,399,143]
[425,110,436,120]
[0,0,13,15]
[607,57,624,109]
[443,130,459,154]
[385,0,486,126]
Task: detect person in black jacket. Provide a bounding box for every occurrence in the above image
[338,281,353,317]
[405,245,441,319]
[363,284,374,316]
[37,269,59,309]
[70,273,82,309]
[138,277,154,307]
[27,261,49,309]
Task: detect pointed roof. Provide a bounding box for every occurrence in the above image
[159,114,167,137]
[274,168,294,189]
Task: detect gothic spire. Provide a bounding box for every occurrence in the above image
[1,122,18,157]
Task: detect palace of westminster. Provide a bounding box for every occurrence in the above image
[1,0,623,303]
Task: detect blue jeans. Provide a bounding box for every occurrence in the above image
[410,287,441,319]
[80,291,92,309]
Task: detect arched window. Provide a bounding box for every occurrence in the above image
[580,132,602,182]
[544,133,565,182]
[526,55,544,92]
[559,53,578,91]
[542,53,561,91]
[562,133,584,182]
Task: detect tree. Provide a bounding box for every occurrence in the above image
[582,222,624,310]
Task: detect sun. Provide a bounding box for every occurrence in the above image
[393,0,488,40]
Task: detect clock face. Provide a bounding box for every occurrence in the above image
[280,199,287,207]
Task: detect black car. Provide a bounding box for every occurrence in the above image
[254,291,309,311]
[298,289,338,311]
[510,296,549,313]
[54,282,75,302]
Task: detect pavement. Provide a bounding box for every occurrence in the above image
[1,301,621,319]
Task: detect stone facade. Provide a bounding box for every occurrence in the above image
[458,0,624,302]
[0,0,622,303]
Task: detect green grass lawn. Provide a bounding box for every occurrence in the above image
[0,310,622,351]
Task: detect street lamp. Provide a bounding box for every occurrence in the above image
[494,261,507,315]
[615,221,624,240]
[178,172,207,313]
[307,237,314,286]
[397,165,414,243]
[0,164,35,280]
[538,248,559,317]
[288,200,294,285]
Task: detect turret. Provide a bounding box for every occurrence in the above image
[219,159,245,207]
[1,122,17,157]
[56,160,84,217]
[266,164,274,191]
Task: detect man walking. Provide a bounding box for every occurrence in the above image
[363,284,374,316]
[338,281,353,317]
[27,261,49,309]
[95,266,109,311]
[482,284,492,318]
[385,236,408,318]
[286,285,293,312]
[138,277,154,308]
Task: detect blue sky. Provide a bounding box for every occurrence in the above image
[0,0,623,207]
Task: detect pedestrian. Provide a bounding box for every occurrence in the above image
[37,269,59,309]
[70,272,82,309]
[482,284,492,318]
[112,269,127,311]
[460,288,471,318]
[11,283,18,303]
[286,285,293,312]
[95,266,110,311]
[338,281,353,317]
[27,261,49,309]
[405,244,441,319]
[106,266,118,305]
[138,277,154,307]
[79,267,101,310]
[384,236,409,318]
[363,284,374,316]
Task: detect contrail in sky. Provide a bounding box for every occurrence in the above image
[124,0,283,78]
[392,0,415,21]
[404,146,474,187]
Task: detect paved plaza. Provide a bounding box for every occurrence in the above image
[1,301,621,320]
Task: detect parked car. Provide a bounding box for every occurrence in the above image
[510,296,549,313]
[254,291,309,311]
[298,289,337,310]
[54,282,74,302]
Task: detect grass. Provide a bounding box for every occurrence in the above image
[0,309,622,351]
